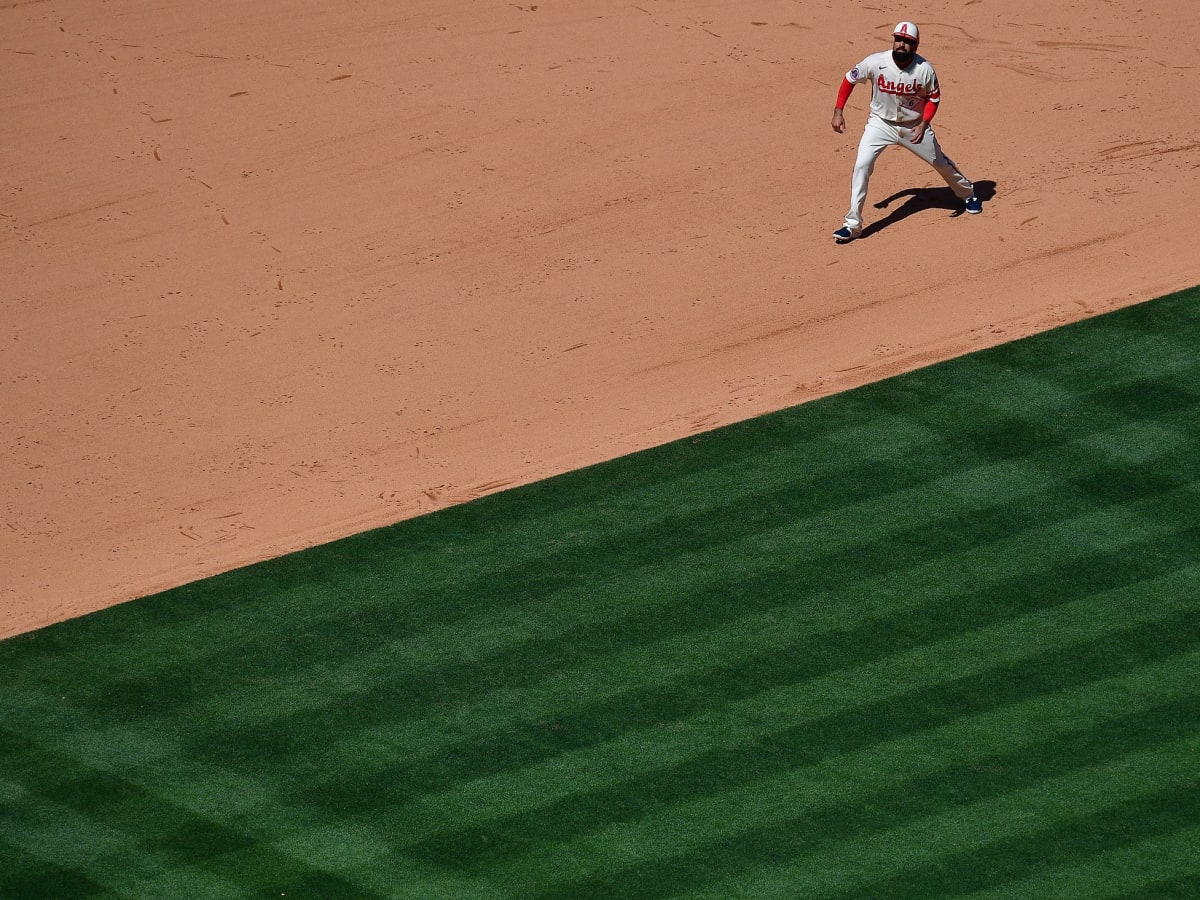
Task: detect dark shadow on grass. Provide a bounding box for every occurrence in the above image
[0,857,105,899]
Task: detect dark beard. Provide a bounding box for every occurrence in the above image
[892,49,914,68]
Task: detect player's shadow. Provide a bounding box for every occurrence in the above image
[859,179,996,240]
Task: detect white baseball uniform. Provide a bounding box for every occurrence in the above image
[841,51,973,234]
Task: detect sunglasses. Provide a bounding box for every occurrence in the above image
[893,35,917,45]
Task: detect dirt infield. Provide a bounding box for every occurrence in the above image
[3,0,1198,638]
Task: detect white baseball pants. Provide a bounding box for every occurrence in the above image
[843,117,974,234]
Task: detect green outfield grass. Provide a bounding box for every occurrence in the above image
[3,286,1199,898]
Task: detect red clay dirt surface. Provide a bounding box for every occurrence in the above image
[3,1,1199,638]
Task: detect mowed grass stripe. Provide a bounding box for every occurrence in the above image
[5,547,1196,888]
[315,563,1200,851]
[7,486,1192,823]
[958,826,1200,900]
[5,507,1195,894]
[1,285,1199,897]
[295,504,1200,810]
[0,763,249,899]
[508,678,1200,898]
[49,644,1190,898]
[0,731,399,900]
[677,737,1200,900]
[1,733,477,900]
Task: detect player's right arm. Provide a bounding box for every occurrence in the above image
[832,79,853,132]
[832,58,871,133]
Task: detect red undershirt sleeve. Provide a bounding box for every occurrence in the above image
[922,99,939,122]
[835,78,854,109]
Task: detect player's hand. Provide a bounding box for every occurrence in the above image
[831,109,846,134]
[909,120,928,143]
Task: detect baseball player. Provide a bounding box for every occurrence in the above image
[831,21,980,244]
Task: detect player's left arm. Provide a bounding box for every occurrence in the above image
[910,70,941,143]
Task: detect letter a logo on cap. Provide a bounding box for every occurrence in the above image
[893,21,920,41]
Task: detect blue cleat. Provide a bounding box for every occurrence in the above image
[833,226,857,244]
[965,194,983,214]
